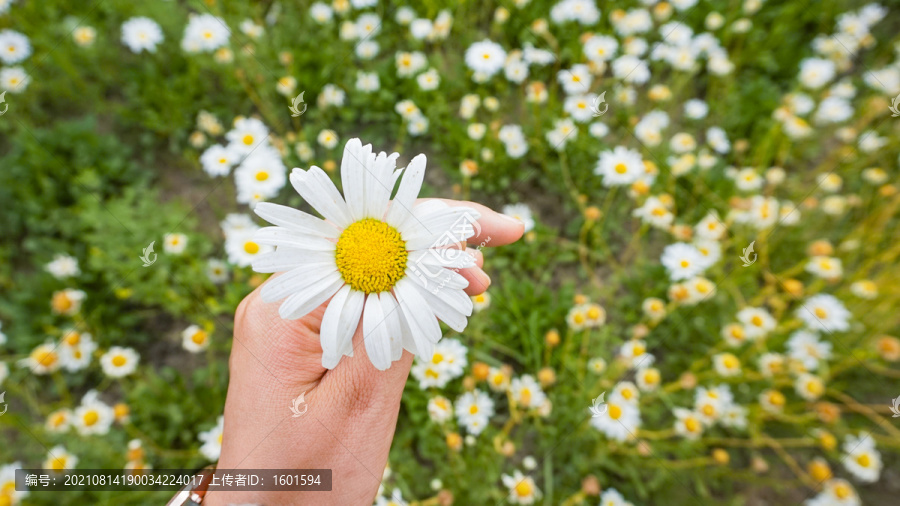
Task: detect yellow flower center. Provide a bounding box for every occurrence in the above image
[431,352,444,365]
[722,355,739,369]
[192,331,208,345]
[83,411,99,426]
[469,405,479,415]
[814,307,827,319]
[751,315,763,327]
[680,260,690,268]
[515,481,533,497]
[769,391,785,406]
[608,404,622,420]
[335,219,408,293]
[685,417,700,433]
[834,483,851,499]
[520,388,532,405]
[614,163,628,174]
[32,348,59,367]
[244,241,260,254]
[425,368,439,379]
[50,413,67,427]
[50,457,67,471]
[112,355,127,367]
[856,454,871,468]
[702,404,715,417]
[242,134,254,145]
[255,171,269,181]
[65,333,81,346]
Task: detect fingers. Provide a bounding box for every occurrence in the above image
[431,199,525,247]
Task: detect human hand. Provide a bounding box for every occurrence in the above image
[204,199,524,506]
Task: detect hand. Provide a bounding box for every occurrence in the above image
[204,199,524,506]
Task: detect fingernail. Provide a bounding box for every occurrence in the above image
[499,213,524,226]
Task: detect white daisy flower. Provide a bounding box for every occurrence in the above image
[674,407,704,439]
[100,346,139,378]
[199,415,225,461]
[310,3,334,24]
[842,433,881,483]
[598,487,634,506]
[356,71,380,92]
[590,397,641,441]
[182,324,210,353]
[660,242,705,281]
[0,66,29,93]
[233,145,287,202]
[455,389,494,435]
[182,14,230,53]
[72,391,115,436]
[206,258,229,284]
[713,352,741,377]
[557,64,592,95]
[163,233,188,254]
[595,146,644,187]
[502,470,541,505]
[19,342,62,375]
[736,307,776,339]
[250,138,479,370]
[0,462,28,504]
[44,446,78,472]
[786,330,832,371]
[794,372,825,400]
[502,204,535,233]
[427,395,453,423]
[225,228,273,267]
[59,330,97,372]
[0,29,32,64]
[200,145,237,177]
[464,39,507,77]
[121,17,164,54]
[226,117,270,156]
[45,254,80,279]
[510,375,547,409]
[797,294,850,333]
[805,479,859,506]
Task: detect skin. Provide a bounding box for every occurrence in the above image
[204,200,524,505]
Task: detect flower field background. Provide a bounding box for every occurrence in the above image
[1,0,900,504]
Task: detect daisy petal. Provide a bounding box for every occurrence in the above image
[395,278,442,358]
[251,248,334,273]
[414,285,468,332]
[379,292,404,362]
[279,271,344,319]
[363,293,392,370]
[254,227,337,251]
[260,262,339,303]
[290,167,353,228]
[254,202,340,238]
[385,154,426,230]
[341,139,370,221]
[320,284,352,369]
